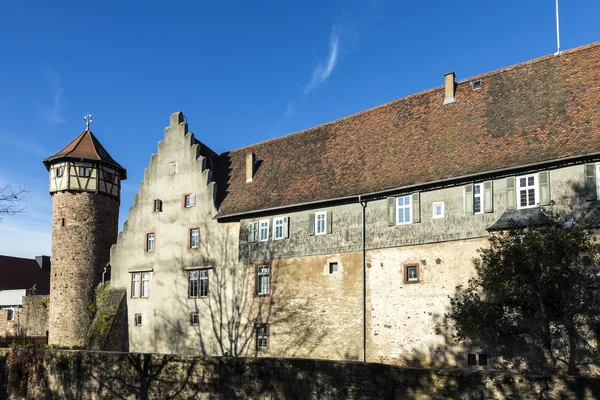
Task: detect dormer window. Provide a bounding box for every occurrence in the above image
[78,167,91,177]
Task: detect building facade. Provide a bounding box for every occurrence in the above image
[109,42,600,367]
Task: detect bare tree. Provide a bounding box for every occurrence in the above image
[0,184,28,220]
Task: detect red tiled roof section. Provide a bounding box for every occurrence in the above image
[0,256,50,291]
[43,130,126,177]
[215,42,600,217]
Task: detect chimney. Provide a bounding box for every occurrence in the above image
[35,255,51,270]
[246,153,256,183]
[443,72,456,104]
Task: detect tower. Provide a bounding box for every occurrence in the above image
[43,116,126,347]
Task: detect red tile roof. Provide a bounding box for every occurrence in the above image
[215,42,600,218]
[43,130,127,179]
[0,256,50,292]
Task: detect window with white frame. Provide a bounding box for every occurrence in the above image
[190,228,200,248]
[184,194,196,208]
[141,272,150,297]
[597,164,600,199]
[7,308,14,321]
[78,166,91,177]
[199,270,209,297]
[432,202,444,218]
[55,167,63,177]
[256,323,269,350]
[189,270,209,298]
[473,183,483,214]
[273,217,284,240]
[517,174,538,208]
[168,162,177,175]
[396,195,412,224]
[315,212,327,235]
[256,265,270,295]
[131,273,141,298]
[259,220,269,241]
[146,233,155,251]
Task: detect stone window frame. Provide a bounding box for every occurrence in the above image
[328,262,339,274]
[153,199,162,212]
[191,312,200,326]
[146,232,156,252]
[167,161,177,176]
[404,264,420,284]
[254,263,271,297]
[189,227,200,249]
[188,269,209,299]
[255,323,270,351]
[183,193,196,208]
[134,314,142,326]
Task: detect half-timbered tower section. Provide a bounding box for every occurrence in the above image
[43,129,126,347]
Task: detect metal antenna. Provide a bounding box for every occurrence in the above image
[84,113,93,130]
[555,0,562,55]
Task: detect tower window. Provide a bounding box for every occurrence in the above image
[153,199,162,212]
[60,218,66,227]
[146,233,155,252]
[55,167,64,177]
[184,194,196,208]
[78,167,92,177]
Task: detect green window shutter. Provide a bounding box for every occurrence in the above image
[483,181,493,213]
[538,171,551,206]
[387,197,396,226]
[464,184,473,214]
[326,211,333,234]
[506,177,516,210]
[308,213,315,236]
[585,164,597,200]
[248,222,256,243]
[283,216,289,239]
[412,193,420,223]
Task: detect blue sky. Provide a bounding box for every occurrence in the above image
[0,0,598,258]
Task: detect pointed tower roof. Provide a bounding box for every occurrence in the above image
[43,130,127,179]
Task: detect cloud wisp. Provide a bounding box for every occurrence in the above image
[303,26,340,95]
[41,68,65,123]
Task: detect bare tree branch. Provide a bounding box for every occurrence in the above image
[0,184,29,220]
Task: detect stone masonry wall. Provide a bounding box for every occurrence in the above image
[2,348,600,399]
[0,310,20,337]
[21,295,49,337]
[49,191,119,347]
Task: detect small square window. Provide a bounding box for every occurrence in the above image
[467,353,477,366]
[191,313,199,326]
[55,167,63,177]
[168,162,177,175]
[153,199,162,212]
[184,194,196,208]
[432,202,444,218]
[405,265,419,283]
[256,323,269,351]
[78,167,92,177]
[134,314,142,326]
[329,262,338,274]
[146,233,155,252]
[190,228,200,249]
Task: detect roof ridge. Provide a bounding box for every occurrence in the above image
[87,130,102,160]
[225,40,600,155]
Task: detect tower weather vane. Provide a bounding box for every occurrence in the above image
[84,113,92,130]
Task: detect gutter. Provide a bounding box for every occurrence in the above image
[358,195,367,363]
[217,152,600,221]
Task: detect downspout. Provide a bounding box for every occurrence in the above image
[358,195,367,363]
[102,267,107,285]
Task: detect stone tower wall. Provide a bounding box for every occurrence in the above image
[48,191,119,347]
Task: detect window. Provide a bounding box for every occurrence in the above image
[517,174,538,208]
[168,162,177,175]
[256,265,270,295]
[315,212,327,235]
[153,199,162,212]
[255,323,269,351]
[396,195,412,224]
[189,270,209,298]
[273,217,284,240]
[141,272,150,298]
[405,265,419,283]
[259,219,269,242]
[191,313,199,326]
[190,228,200,248]
[134,314,142,326]
[55,167,63,177]
[467,353,477,366]
[467,353,489,367]
[60,218,65,227]
[103,171,114,182]
[184,194,196,208]
[329,262,338,274]
[78,167,91,177]
[473,183,483,214]
[146,233,155,252]
[131,273,140,298]
[7,309,14,321]
[432,202,444,218]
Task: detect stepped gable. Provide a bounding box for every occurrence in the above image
[215,41,600,218]
[43,130,127,178]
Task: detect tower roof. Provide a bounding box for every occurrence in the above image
[43,130,127,179]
